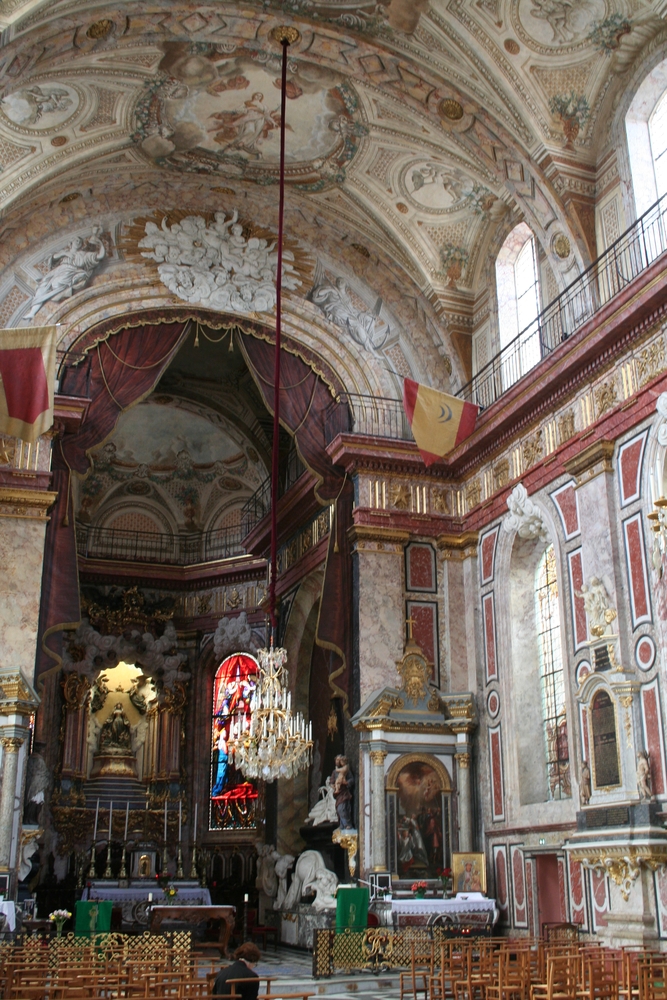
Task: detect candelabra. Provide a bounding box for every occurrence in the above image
[189,845,198,880]
[103,842,113,879]
[176,846,184,879]
[119,843,128,879]
[89,842,97,879]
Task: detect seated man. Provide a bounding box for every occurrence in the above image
[212,942,261,999]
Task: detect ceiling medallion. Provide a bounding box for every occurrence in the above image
[269,25,302,46]
[86,19,114,39]
[504,39,520,54]
[439,99,464,122]
[51,136,68,146]
[552,233,571,259]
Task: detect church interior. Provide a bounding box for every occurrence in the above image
[4,0,667,991]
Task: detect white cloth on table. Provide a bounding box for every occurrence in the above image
[81,887,211,924]
[0,901,16,932]
[391,896,496,914]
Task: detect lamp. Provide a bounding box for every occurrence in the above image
[227,25,312,783]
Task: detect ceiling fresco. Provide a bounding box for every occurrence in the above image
[0,0,665,385]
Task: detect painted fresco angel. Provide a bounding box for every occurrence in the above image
[309,261,389,352]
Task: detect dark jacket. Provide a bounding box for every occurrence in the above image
[212,960,259,999]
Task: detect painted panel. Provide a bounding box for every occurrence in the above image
[511,845,527,928]
[405,542,437,593]
[623,514,652,626]
[551,481,580,539]
[618,430,648,507]
[641,681,666,796]
[479,527,499,585]
[567,856,588,930]
[493,844,510,924]
[489,725,505,822]
[568,548,588,649]
[406,600,439,682]
[483,592,497,682]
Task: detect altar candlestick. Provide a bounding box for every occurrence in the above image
[124,801,129,841]
[108,800,113,841]
[164,800,167,841]
[193,803,198,841]
[93,798,100,840]
[178,801,182,843]
[148,892,152,903]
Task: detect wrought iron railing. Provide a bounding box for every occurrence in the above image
[76,523,245,565]
[323,392,412,444]
[241,446,307,532]
[459,192,667,408]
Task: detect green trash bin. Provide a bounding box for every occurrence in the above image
[335,886,369,931]
[75,900,113,937]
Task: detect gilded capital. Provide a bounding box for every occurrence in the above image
[369,749,387,766]
[1,736,24,753]
[455,752,471,769]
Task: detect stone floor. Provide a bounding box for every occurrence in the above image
[251,946,402,1000]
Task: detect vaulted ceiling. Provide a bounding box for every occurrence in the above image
[0,0,664,384]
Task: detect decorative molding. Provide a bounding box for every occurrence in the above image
[571,846,667,902]
[369,750,387,766]
[455,752,471,768]
[0,668,40,716]
[0,487,57,520]
[503,483,547,540]
[564,441,615,486]
[436,532,479,558]
[1,736,24,753]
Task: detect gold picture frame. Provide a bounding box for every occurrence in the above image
[452,852,486,895]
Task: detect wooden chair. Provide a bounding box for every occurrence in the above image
[531,953,578,1000]
[487,947,527,1000]
[246,909,279,952]
[400,940,434,1000]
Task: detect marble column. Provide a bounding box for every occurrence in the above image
[0,735,24,868]
[369,747,387,871]
[455,750,473,852]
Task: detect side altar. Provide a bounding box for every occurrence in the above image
[82,880,211,926]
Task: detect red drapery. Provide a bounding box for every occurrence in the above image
[239,331,353,711]
[36,322,188,683]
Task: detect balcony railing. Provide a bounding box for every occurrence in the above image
[241,447,307,532]
[323,392,412,445]
[459,191,667,409]
[77,523,245,565]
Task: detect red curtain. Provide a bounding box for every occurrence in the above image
[36,322,188,684]
[239,331,353,710]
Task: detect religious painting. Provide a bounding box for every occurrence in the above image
[512,0,606,49]
[393,758,448,879]
[452,852,486,894]
[134,45,366,191]
[402,162,495,217]
[1,82,79,129]
[210,653,259,831]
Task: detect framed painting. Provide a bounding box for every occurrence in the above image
[389,756,450,879]
[452,852,486,894]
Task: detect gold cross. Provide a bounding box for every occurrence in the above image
[406,615,417,640]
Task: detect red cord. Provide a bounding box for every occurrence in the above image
[269,37,289,634]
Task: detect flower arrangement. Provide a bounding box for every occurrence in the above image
[162,884,179,904]
[437,867,453,895]
[49,909,71,937]
[411,880,428,898]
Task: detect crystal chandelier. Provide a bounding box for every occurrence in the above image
[227,25,312,784]
[228,643,312,781]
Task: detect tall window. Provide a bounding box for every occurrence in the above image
[210,653,258,831]
[649,90,667,202]
[535,546,570,801]
[495,223,542,389]
[626,63,667,216]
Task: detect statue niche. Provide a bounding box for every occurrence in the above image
[91,701,138,778]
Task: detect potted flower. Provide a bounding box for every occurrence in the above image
[49,909,71,938]
[437,867,453,897]
[411,880,428,899]
[163,883,179,905]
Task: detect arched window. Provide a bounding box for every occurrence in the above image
[535,546,570,801]
[649,90,667,201]
[495,223,542,388]
[625,61,667,216]
[210,653,259,831]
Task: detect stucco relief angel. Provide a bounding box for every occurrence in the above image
[308,261,389,352]
[26,227,106,319]
[575,577,617,636]
[529,0,576,43]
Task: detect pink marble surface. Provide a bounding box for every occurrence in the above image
[357,545,403,704]
[0,518,47,683]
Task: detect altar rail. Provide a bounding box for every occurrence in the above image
[312,926,492,978]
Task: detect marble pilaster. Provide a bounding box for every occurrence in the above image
[455,750,473,852]
[0,735,24,869]
[369,747,387,870]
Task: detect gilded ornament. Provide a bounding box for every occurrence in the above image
[594,380,617,418]
[432,489,449,514]
[86,18,114,38]
[636,341,666,387]
[327,705,338,740]
[369,749,387,766]
[466,480,481,509]
[60,192,81,203]
[0,438,15,466]
[269,25,301,45]
[493,459,510,491]
[1,736,24,752]
[440,99,464,121]
[62,672,91,711]
[390,483,411,510]
[522,430,543,469]
[396,203,409,214]
[504,39,520,54]
[558,409,576,444]
[396,648,431,706]
[332,828,358,878]
[428,690,442,713]
[552,233,571,259]
[51,136,68,147]
[455,752,471,769]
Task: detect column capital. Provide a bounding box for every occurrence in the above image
[455,752,471,769]
[369,749,387,766]
[0,736,24,753]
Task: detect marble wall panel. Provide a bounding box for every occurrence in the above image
[576,473,620,610]
[445,558,469,692]
[0,517,48,681]
[356,544,404,704]
[590,869,609,930]
[618,430,648,507]
[568,856,588,929]
[479,527,498,585]
[568,548,588,648]
[641,680,666,796]
[623,513,652,627]
[511,845,527,928]
[483,592,497,683]
[654,868,667,938]
[489,724,505,821]
[551,482,580,539]
[493,844,510,924]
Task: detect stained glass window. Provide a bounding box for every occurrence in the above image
[210,653,259,831]
[535,546,571,800]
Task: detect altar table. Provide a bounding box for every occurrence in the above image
[81,886,211,925]
[150,905,235,954]
[391,894,498,931]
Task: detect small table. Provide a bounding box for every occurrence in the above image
[150,905,235,954]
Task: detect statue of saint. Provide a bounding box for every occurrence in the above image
[637,750,653,802]
[331,755,355,830]
[580,760,591,805]
[98,702,132,754]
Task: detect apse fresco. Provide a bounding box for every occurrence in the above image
[395,760,446,879]
[210,653,258,831]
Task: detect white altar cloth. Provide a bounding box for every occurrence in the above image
[392,895,496,916]
[0,901,16,932]
[81,886,211,924]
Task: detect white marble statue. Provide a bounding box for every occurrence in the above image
[283,849,336,909]
[503,482,546,540]
[309,265,389,352]
[307,867,339,912]
[575,577,616,635]
[26,227,106,318]
[637,750,653,802]
[305,778,338,826]
[255,842,280,898]
[274,853,295,910]
[138,212,300,315]
[213,612,258,660]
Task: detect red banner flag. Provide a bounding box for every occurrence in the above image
[403,378,478,467]
[0,326,57,443]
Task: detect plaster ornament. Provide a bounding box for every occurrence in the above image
[503,483,547,539]
[656,392,667,446]
[138,211,300,315]
[213,611,258,660]
[575,577,617,637]
[283,849,334,909]
[63,619,189,687]
[305,777,338,826]
[26,227,106,318]
[308,263,389,352]
[273,853,295,910]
